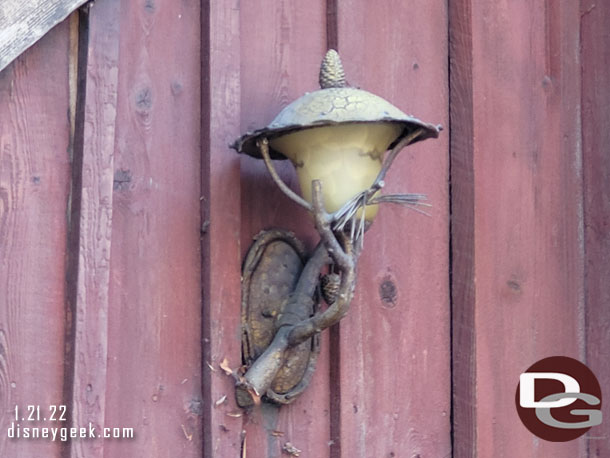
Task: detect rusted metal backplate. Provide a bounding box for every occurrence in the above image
[451,0,586,457]
[242,234,306,362]
[241,230,320,403]
[334,1,451,457]
[0,20,71,458]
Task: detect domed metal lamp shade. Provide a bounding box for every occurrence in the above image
[233,50,440,228]
[231,50,441,408]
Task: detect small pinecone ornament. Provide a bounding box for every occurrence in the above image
[319,49,347,89]
[321,273,341,305]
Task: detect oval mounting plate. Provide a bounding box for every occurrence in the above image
[239,229,320,407]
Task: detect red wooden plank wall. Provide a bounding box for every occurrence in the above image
[99,0,203,456]
[201,0,242,456]
[0,0,608,457]
[581,1,610,457]
[2,0,203,457]
[0,19,71,458]
[334,1,451,457]
[239,2,331,457]
[450,1,609,458]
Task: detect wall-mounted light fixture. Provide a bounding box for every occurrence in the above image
[232,50,441,408]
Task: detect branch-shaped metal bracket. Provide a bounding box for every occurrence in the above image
[236,133,426,408]
[237,229,321,407]
[235,182,357,408]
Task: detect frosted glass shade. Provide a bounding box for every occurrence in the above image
[269,122,402,222]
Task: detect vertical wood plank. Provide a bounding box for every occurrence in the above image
[202,0,244,456]
[239,2,330,457]
[451,0,585,456]
[66,2,118,457]
[105,0,204,454]
[239,0,325,252]
[473,1,585,455]
[336,1,451,457]
[80,0,204,456]
[448,0,476,456]
[0,19,71,458]
[581,0,610,454]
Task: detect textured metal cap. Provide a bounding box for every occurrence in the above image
[232,50,441,160]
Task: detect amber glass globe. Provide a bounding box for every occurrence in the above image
[270,122,402,221]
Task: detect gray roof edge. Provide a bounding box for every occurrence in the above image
[0,0,89,73]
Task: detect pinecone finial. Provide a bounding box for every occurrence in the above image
[321,273,341,305]
[319,49,347,89]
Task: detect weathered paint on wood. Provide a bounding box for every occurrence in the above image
[65,2,117,457]
[239,1,331,457]
[0,0,88,72]
[581,0,610,455]
[0,20,71,458]
[0,1,608,457]
[450,0,586,457]
[201,0,244,456]
[100,0,204,457]
[335,1,451,457]
[448,0,476,455]
[240,0,326,251]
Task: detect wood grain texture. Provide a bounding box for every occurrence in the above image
[0,19,71,458]
[239,0,326,253]
[202,0,243,456]
[581,0,610,454]
[448,0,476,456]
[91,0,203,456]
[336,1,451,457]
[65,2,118,457]
[239,1,330,457]
[451,0,586,456]
[1,3,606,458]
[0,0,88,72]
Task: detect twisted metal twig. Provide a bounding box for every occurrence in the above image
[258,137,313,212]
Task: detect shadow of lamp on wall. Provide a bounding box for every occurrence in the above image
[231,50,442,408]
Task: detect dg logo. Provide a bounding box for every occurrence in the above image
[515,356,603,442]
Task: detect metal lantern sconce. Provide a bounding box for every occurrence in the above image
[232,50,441,408]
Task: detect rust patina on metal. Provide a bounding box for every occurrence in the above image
[232,50,442,408]
[238,230,320,407]
[232,50,441,160]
